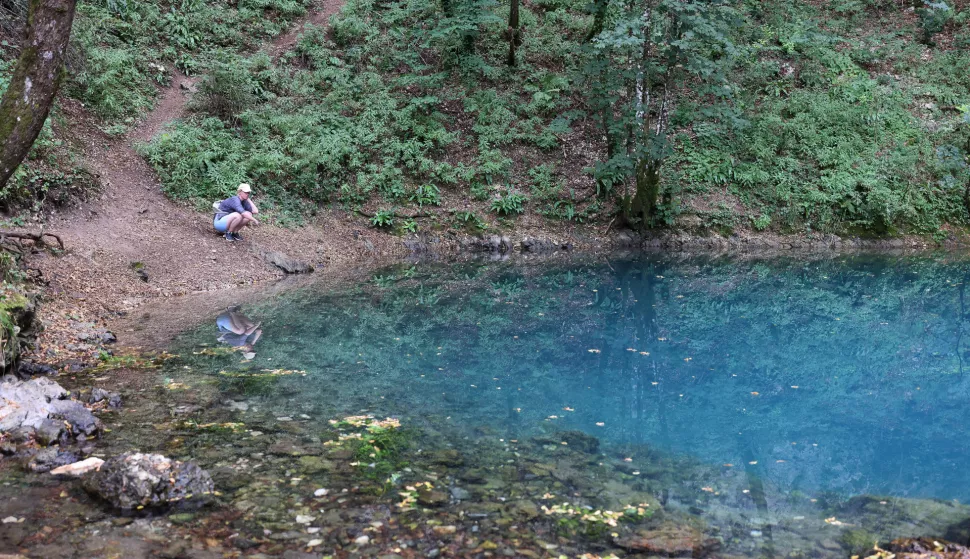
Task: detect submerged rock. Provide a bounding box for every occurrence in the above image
[28,448,80,473]
[613,524,719,557]
[84,452,214,510]
[89,388,122,408]
[417,486,449,507]
[430,449,464,467]
[558,430,600,454]
[881,538,970,559]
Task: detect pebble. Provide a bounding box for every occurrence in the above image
[277,417,293,422]
[1,517,22,524]
[307,527,320,534]
[750,530,763,537]
[307,539,323,547]
[314,488,329,497]
[295,515,315,524]
[354,535,370,545]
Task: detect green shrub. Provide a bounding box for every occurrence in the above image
[410,184,441,207]
[370,210,395,228]
[67,47,156,120]
[490,188,527,216]
[452,210,487,231]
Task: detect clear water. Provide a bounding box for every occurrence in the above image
[177,255,970,501]
[8,254,970,558]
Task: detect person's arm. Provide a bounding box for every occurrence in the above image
[228,196,246,215]
[247,198,258,214]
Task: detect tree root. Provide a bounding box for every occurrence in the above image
[0,231,64,251]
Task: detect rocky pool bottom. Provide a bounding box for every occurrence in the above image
[2,358,970,559]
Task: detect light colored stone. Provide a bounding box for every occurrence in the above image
[50,457,104,477]
[354,535,370,545]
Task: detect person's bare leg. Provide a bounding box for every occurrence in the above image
[227,311,249,334]
[226,213,245,233]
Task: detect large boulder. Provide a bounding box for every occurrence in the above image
[0,377,101,440]
[84,452,215,510]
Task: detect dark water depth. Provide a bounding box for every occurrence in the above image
[176,255,970,502]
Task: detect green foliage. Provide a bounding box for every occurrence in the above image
[452,210,488,231]
[751,213,771,231]
[917,1,952,45]
[410,184,441,208]
[66,46,157,120]
[64,0,311,122]
[193,55,268,122]
[370,210,395,228]
[38,0,970,236]
[490,188,527,216]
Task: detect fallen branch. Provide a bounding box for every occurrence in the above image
[356,210,433,220]
[0,231,65,250]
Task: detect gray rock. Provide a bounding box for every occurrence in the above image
[0,377,67,433]
[90,388,122,408]
[264,251,314,274]
[101,331,117,344]
[0,378,100,441]
[28,448,79,473]
[450,486,471,501]
[16,361,56,379]
[84,452,214,510]
[35,418,64,446]
[49,399,100,436]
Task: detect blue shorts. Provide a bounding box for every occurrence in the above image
[214,214,234,233]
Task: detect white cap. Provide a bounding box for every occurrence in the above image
[238,183,252,193]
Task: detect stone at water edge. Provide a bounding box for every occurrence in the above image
[0,377,102,440]
[50,457,105,477]
[83,452,214,510]
[263,251,314,274]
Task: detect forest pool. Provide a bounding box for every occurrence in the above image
[7,253,970,558]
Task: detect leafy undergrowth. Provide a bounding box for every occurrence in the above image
[139,0,970,237]
[0,0,313,219]
[2,0,970,237]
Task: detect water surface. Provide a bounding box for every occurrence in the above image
[9,253,970,558]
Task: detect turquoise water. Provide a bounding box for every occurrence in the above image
[149,254,970,555]
[179,256,970,500]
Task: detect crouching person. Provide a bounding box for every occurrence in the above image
[214,183,259,241]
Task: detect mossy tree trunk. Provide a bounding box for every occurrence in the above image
[0,0,77,191]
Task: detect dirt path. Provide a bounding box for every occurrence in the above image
[23,0,401,364]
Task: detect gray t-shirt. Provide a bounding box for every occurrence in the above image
[214,195,254,220]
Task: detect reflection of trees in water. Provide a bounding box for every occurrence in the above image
[173,255,970,502]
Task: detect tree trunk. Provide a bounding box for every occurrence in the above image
[506,0,520,67]
[585,0,608,41]
[0,0,77,191]
[625,157,660,228]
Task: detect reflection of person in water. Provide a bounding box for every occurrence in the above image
[217,307,262,351]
